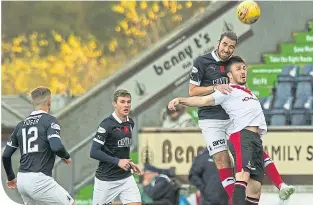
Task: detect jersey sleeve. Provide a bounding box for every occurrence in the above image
[211,90,228,105]
[93,120,109,145]
[189,57,204,86]
[47,117,61,140]
[6,122,21,149]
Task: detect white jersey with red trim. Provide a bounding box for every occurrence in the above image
[211,84,267,137]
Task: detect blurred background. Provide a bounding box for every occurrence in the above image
[1,1,313,205]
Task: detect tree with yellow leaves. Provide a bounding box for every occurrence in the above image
[109,1,209,58]
[2,32,122,95]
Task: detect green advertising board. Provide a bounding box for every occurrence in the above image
[294,32,313,43]
[250,87,272,98]
[280,43,313,55]
[247,64,282,98]
[263,54,313,64]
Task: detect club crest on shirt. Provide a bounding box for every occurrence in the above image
[220,65,225,72]
[123,126,130,133]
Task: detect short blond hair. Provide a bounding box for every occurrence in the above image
[30,87,51,107]
[113,89,131,102]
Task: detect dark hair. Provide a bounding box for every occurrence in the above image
[31,87,51,106]
[226,56,246,73]
[113,89,131,102]
[219,31,238,44]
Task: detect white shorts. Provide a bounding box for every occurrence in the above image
[16,172,74,205]
[198,119,231,156]
[92,175,141,205]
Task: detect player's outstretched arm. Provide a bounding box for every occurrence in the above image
[168,95,215,110]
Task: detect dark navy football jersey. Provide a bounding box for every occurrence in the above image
[93,112,134,181]
[7,110,61,176]
[189,51,230,120]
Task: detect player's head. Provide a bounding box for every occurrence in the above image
[226,56,247,86]
[217,31,237,61]
[113,89,131,117]
[30,87,52,112]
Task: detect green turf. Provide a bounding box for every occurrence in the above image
[130,151,139,163]
[75,184,93,200]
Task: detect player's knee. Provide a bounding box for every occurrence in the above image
[72,200,77,205]
[213,151,231,169]
[235,171,250,183]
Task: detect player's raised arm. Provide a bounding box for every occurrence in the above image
[90,121,120,165]
[2,122,21,185]
[47,119,70,160]
[168,89,228,110]
[168,95,215,110]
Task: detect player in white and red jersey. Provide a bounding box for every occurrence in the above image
[169,56,266,205]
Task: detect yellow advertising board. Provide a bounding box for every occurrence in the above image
[138,130,313,175]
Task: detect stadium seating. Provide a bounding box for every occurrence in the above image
[256,64,313,126]
[277,65,299,83]
[275,82,294,99]
[295,82,312,98]
[248,21,313,125]
[290,96,313,125]
[260,96,273,125]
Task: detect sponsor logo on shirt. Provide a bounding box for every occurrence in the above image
[118,137,131,147]
[191,66,198,73]
[212,77,229,85]
[97,126,106,133]
[242,96,258,102]
[212,139,226,147]
[51,122,61,130]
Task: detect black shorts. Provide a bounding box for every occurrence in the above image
[228,129,264,183]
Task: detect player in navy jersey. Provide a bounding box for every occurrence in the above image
[90,89,142,205]
[189,32,238,202]
[188,32,294,203]
[2,87,76,205]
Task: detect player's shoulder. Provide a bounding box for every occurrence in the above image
[128,117,135,128]
[14,121,24,131]
[99,116,112,127]
[128,117,135,124]
[40,113,58,124]
[195,52,215,64]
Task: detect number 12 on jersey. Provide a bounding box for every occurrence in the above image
[22,127,39,154]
